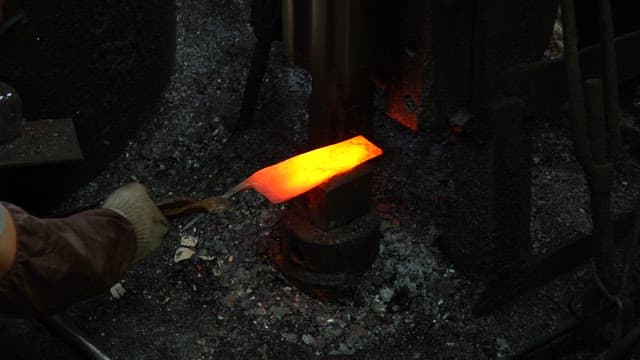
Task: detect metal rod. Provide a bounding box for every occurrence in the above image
[222,180,251,199]
[39,315,111,360]
[236,30,274,132]
[560,0,589,168]
[583,78,618,292]
[512,319,580,359]
[562,0,625,342]
[236,0,281,133]
[597,0,621,158]
[594,321,640,360]
[474,210,635,315]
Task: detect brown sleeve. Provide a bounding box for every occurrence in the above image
[0,202,137,318]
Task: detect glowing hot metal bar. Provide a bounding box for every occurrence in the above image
[224,135,383,204]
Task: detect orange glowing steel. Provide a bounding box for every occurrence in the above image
[229,135,382,204]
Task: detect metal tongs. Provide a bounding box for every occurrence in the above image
[157,182,248,219]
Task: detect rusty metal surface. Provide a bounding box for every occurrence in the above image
[372,0,432,131]
[268,225,360,298]
[280,209,380,273]
[0,118,82,169]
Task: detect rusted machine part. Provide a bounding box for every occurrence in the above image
[373,1,431,131]
[268,229,356,300]
[498,29,640,131]
[287,163,374,230]
[474,211,635,315]
[432,0,558,127]
[470,0,559,120]
[39,314,111,360]
[562,0,620,293]
[511,205,640,357]
[269,212,379,297]
[281,0,382,147]
[562,0,629,345]
[279,210,379,274]
[270,164,380,297]
[282,0,431,134]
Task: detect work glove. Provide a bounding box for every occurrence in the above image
[103,183,168,264]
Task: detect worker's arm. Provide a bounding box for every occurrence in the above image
[0,183,168,317]
[0,203,17,281]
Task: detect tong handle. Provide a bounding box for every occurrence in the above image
[156,180,248,219]
[157,196,202,218]
[157,195,231,219]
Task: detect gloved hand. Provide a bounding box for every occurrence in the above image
[103,183,168,264]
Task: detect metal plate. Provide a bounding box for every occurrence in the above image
[0,118,83,168]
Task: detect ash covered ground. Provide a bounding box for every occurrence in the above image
[3,0,640,359]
